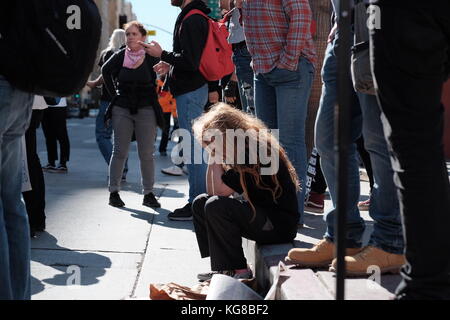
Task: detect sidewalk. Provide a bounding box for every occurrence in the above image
[30,117,450,300]
[31,117,210,299]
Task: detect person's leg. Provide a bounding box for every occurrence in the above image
[134,107,157,195]
[174,85,208,203]
[356,135,374,191]
[109,107,134,193]
[0,76,33,299]
[159,112,172,154]
[233,45,255,114]
[267,57,314,225]
[54,108,70,166]
[192,193,212,258]
[311,154,327,195]
[371,2,450,299]
[22,110,46,230]
[254,72,277,130]
[96,100,113,165]
[201,196,293,271]
[315,41,365,247]
[41,108,58,166]
[357,92,404,254]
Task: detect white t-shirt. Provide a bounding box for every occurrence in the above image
[48,97,68,107]
[32,96,48,110]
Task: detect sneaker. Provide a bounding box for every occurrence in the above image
[329,246,406,276]
[109,192,125,207]
[143,192,161,208]
[42,164,56,172]
[159,151,168,157]
[358,198,370,211]
[168,203,192,221]
[304,192,325,214]
[197,269,253,282]
[285,238,362,268]
[55,164,68,173]
[161,165,183,176]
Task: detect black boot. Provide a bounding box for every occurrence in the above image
[109,192,125,207]
[143,192,161,208]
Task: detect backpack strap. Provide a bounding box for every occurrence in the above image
[179,9,209,35]
[182,9,209,22]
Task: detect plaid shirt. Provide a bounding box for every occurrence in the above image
[242,0,317,74]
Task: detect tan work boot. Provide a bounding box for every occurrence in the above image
[285,239,362,268]
[329,246,406,276]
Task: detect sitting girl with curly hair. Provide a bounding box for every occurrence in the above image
[191,103,300,281]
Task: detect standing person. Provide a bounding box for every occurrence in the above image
[102,21,162,209]
[225,0,255,114]
[87,29,129,180]
[287,2,405,276]
[23,96,48,238]
[41,97,71,173]
[192,103,299,281]
[242,0,316,226]
[141,0,215,220]
[370,0,450,299]
[0,77,33,300]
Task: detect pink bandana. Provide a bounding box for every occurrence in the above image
[123,47,145,69]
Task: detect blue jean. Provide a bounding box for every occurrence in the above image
[254,57,314,225]
[0,75,33,300]
[96,100,127,173]
[175,84,208,203]
[232,46,255,114]
[315,41,404,253]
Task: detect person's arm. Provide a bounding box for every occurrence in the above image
[277,0,313,70]
[86,75,103,89]
[207,163,235,196]
[160,15,209,72]
[101,51,122,97]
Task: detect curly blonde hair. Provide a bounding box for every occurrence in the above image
[193,103,300,220]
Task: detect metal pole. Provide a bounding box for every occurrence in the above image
[335,0,352,301]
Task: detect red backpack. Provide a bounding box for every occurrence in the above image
[182,10,234,81]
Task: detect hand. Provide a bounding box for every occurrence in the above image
[139,40,163,58]
[153,61,171,76]
[327,23,338,43]
[224,80,238,104]
[86,80,97,89]
[209,91,220,104]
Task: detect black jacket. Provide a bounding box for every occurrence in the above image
[161,0,217,97]
[101,48,165,129]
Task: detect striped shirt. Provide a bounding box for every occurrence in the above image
[242,0,317,74]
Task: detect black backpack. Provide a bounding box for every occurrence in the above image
[0,0,101,96]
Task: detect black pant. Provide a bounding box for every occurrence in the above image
[22,110,46,229]
[311,154,327,195]
[159,112,171,153]
[371,1,450,299]
[41,107,70,165]
[356,136,374,191]
[192,194,296,271]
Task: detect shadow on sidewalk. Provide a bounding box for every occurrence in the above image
[31,233,111,295]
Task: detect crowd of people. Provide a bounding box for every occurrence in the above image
[0,0,449,301]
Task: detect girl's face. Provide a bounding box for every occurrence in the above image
[125,26,146,51]
[234,0,243,9]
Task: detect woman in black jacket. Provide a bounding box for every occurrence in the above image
[102,21,163,208]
